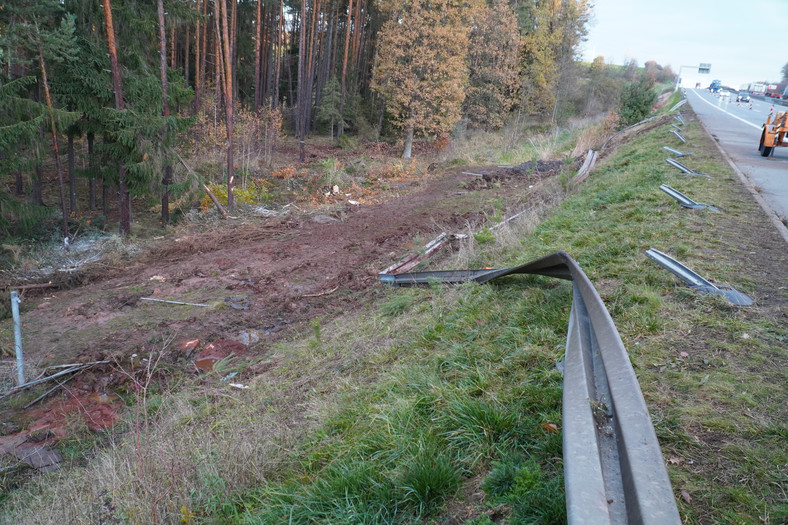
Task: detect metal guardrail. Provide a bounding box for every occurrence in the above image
[669,129,686,143]
[659,184,719,212]
[665,158,707,177]
[669,99,687,112]
[644,249,752,306]
[381,251,681,524]
[663,146,691,157]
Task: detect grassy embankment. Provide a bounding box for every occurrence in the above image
[3,96,787,524]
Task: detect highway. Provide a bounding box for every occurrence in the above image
[685,88,788,221]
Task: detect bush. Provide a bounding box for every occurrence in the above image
[617,77,657,128]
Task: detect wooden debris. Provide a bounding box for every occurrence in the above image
[140,297,210,307]
[380,233,447,275]
[303,286,339,298]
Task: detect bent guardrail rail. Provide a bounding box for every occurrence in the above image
[381,251,681,524]
[659,184,719,212]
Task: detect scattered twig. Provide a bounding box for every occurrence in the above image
[23,374,77,409]
[41,360,110,371]
[140,297,210,307]
[303,286,339,298]
[0,365,86,399]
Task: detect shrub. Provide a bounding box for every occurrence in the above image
[617,77,657,128]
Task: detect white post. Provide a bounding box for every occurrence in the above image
[10,291,24,385]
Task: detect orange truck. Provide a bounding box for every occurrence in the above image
[759,110,787,157]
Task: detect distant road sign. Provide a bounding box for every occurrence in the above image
[699,63,711,74]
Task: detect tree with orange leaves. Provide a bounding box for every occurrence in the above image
[372,0,479,159]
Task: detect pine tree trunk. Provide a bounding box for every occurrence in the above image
[193,0,201,109]
[254,0,262,111]
[185,27,190,89]
[37,38,69,239]
[217,0,235,209]
[102,0,130,236]
[304,0,320,130]
[31,164,44,206]
[88,133,96,210]
[170,26,176,69]
[158,0,172,225]
[297,0,307,162]
[68,132,76,213]
[338,0,353,138]
[273,0,283,108]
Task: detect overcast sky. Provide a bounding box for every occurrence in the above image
[581,0,788,90]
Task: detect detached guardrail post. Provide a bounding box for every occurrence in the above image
[11,291,24,385]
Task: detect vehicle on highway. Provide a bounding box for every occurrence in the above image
[709,79,722,93]
[719,90,730,98]
[759,110,787,157]
[736,92,751,103]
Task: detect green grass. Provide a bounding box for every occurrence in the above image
[2,96,786,524]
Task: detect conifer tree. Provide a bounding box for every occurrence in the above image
[317,76,343,140]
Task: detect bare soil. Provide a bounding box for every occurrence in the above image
[0,156,570,467]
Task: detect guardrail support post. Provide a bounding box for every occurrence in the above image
[11,291,24,385]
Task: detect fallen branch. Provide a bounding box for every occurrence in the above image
[0,282,58,291]
[303,286,339,298]
[0,365,87,399]
[202,184,230,219]
[140,297,210,307]
[24,374,77,409]
[173,150,235,219]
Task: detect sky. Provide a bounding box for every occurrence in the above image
[580,0,788,90]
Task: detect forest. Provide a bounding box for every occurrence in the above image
[0,0,673,245]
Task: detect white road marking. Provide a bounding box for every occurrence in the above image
[688,90,762,130]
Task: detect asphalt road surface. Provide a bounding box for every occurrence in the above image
[686,89,788,221]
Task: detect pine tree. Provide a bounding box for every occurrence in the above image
[317,76,343,140]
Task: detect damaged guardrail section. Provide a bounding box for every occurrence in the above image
[381,251,681,524]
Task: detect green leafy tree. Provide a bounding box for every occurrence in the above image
[617,76,657,127]
[518,0,591,121]
[372,0,478,158]
[464,0,520,130]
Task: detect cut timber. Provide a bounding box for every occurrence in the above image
[202,184,229,218]
[380,233,447,275]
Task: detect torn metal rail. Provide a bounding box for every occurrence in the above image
[669,99,687,112]
[644,248,752,306]
[381,251,681,524]
[665,158,707,177]
[659,184,719,212]
[669,129,687,143]
[662,146,691,157]
[673,114,685,126]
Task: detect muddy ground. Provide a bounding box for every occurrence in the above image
[0,157,571,466]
